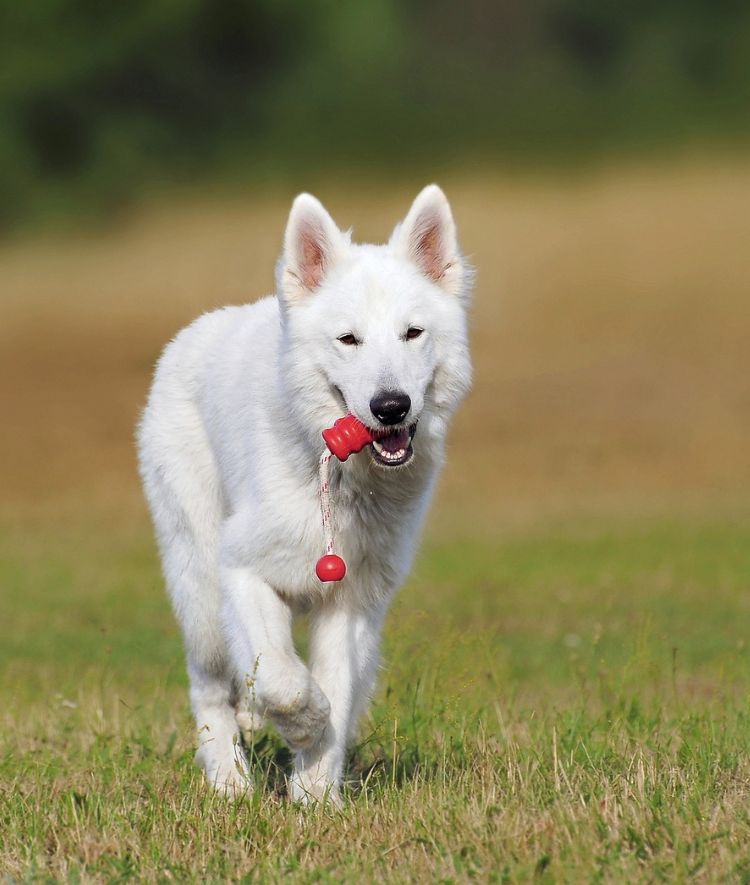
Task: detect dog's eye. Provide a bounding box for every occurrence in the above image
[337,333,360,346]
[405,327,424,341]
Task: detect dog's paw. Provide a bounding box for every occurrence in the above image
[264,677,331,751]
[289,770,343,808]
[195,743,252,798]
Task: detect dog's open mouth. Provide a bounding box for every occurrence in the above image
[369,424,417,467]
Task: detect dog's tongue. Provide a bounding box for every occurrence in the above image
[378,428,410,453]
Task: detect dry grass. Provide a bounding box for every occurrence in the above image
[0,525,750,882]
[5,702,750,882]
[3,520,750,881]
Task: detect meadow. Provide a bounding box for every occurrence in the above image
[2,153,750,880]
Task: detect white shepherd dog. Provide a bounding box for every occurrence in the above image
[137,185,472,804]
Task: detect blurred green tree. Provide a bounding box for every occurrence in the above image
[1,0,748,227]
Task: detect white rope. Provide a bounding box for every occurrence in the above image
[318,448,335,556]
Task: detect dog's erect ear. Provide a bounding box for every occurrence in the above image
[391,185,467,298]
[279,193,348,304]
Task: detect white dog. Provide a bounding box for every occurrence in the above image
[137,185,472,804]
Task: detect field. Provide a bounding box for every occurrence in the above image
[2,153,750,880]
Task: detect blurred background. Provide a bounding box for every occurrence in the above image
[2,0,750,538]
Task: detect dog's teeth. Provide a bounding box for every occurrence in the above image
[372,440,409,462]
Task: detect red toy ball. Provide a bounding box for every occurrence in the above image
[315,554,347,582]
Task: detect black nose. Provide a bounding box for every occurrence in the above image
[370,391,411,425]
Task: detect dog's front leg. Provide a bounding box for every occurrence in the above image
[221,566,330,754]
[290,598,386,806]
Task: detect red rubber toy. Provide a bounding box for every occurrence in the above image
[316,415,373,583]
[322,415,375,461]
[315,554,347,583]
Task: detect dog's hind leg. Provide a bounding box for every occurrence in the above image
[159,512,253,794]
[189,659,251,795]
[139,401,251,795]
[155,508,252,795]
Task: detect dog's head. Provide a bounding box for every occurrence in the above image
[277,185,472,468]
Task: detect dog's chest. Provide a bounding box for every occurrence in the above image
[330,470,424,584]
[253,465,424,599]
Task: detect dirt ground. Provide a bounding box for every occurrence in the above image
[2,153,750,535]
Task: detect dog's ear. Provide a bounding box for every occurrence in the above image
[391,185,467,298]
[279,193,348,303]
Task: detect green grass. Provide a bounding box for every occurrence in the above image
[3,517,750,881]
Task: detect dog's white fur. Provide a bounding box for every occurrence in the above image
[137,185,472,803]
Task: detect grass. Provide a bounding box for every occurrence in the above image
[3,517,750,881]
